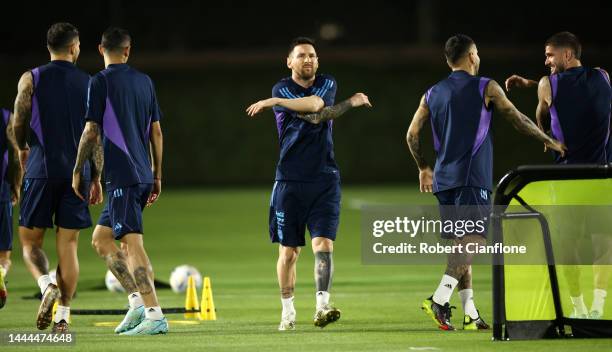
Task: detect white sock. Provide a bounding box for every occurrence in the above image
[281,296,295,317]
[570,295,588,315]
[37,275,53,295]
[128,292,144,309]
[54,305,70,323]
[432,275,458,305]
[316,291,330,310]
[458,289,479,319]
[0,265,6,277]
[592,289,607,313]
[144,306,164,320]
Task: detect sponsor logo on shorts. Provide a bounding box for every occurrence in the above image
[480,189,488,201]
[114,223,123,234]
[276,211,285,240]
[113,189,124,198]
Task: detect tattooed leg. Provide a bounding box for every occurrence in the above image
[314,252,334,292]
[92,225,138,293]
[122,234,159,307]
[19,227,49,279]
[278,246,300,298]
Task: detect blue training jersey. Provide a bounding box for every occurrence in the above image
[426,70,493,193]
[549,66,612,164]
[272,74,339,182]
[85,64,162,191]
[0,109,10,201]
[28,60,91,180]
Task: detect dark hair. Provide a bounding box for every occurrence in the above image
[101,27,131,52]
[288,37,315,55]
[545,31,581,59]
[47,22,79,52]
[444,34,475,65]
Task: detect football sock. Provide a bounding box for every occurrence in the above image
[0,265,6,278]
[144,306,164,320]
[54,305,70,323]
[570,295,588,316]
[281,296,295,316]
[314,251,334,293]
[128,292,144,309]
[316,291,330,310]
[592,289,607,313]
[433,274,458,305]
[37,275,53,295]
[458,289,479,319]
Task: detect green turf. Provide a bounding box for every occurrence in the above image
[1,186,610,351]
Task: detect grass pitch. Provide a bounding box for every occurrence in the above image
[1,186,610,351]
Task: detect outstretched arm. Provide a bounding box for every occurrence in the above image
[13,71,33,170]
[486,80,566,156]
[147,121,163,206]
[406,94,434,193]
[246,95,324,116]
[504,74,538,91]
[296,93,372,124]
[73,121,104,203]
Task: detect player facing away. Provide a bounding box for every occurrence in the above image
[407,34,566,331]
[246,37,371,330]
[73,27,166,336]
[505,32,612,319]
[0,108,22,309]
[12,23,100,332]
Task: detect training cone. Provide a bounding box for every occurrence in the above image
[200,276,216,320]
[184,276,201,320]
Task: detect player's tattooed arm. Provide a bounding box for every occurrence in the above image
[148,122,163,206]
[74,121,102,178]
[6,113,23,204]
[296,93,372,124]
[13,72,33,150]
[407,95,434,193]
[504,74,538,91]
[486,80,567,156]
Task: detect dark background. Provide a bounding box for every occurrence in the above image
[1,0,611,186]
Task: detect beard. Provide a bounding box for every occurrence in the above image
[297,66,316,80]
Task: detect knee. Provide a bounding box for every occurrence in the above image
[312,238,334,252]
[279,248,299,266]
[91,235,111,257]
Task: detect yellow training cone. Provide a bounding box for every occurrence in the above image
[184,276,201,320]
[200,276,216,320]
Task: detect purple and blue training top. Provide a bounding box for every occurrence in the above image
[426,70,493,193]
[26,60,91,180]
[548,66,612,164]
[85,63,162,191]
[271,74,339,182]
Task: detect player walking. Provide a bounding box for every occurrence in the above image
[73,27,166,335]
[12,23,99,332]
[247,37,371,330]
[407,34,566,330]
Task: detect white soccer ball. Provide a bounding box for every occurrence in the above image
[105,270,126,293]
[49,269,57,285]
[169,265,202,293]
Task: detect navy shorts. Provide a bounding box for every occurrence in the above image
[19,178,92,230]
[269,180,341,247]
[98,183,152,239]
[435,186,491,239]
[0,201,13,251]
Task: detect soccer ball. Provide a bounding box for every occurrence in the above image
[49,269,57,285]
[169,265,202,293]
[105,270,126,293]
